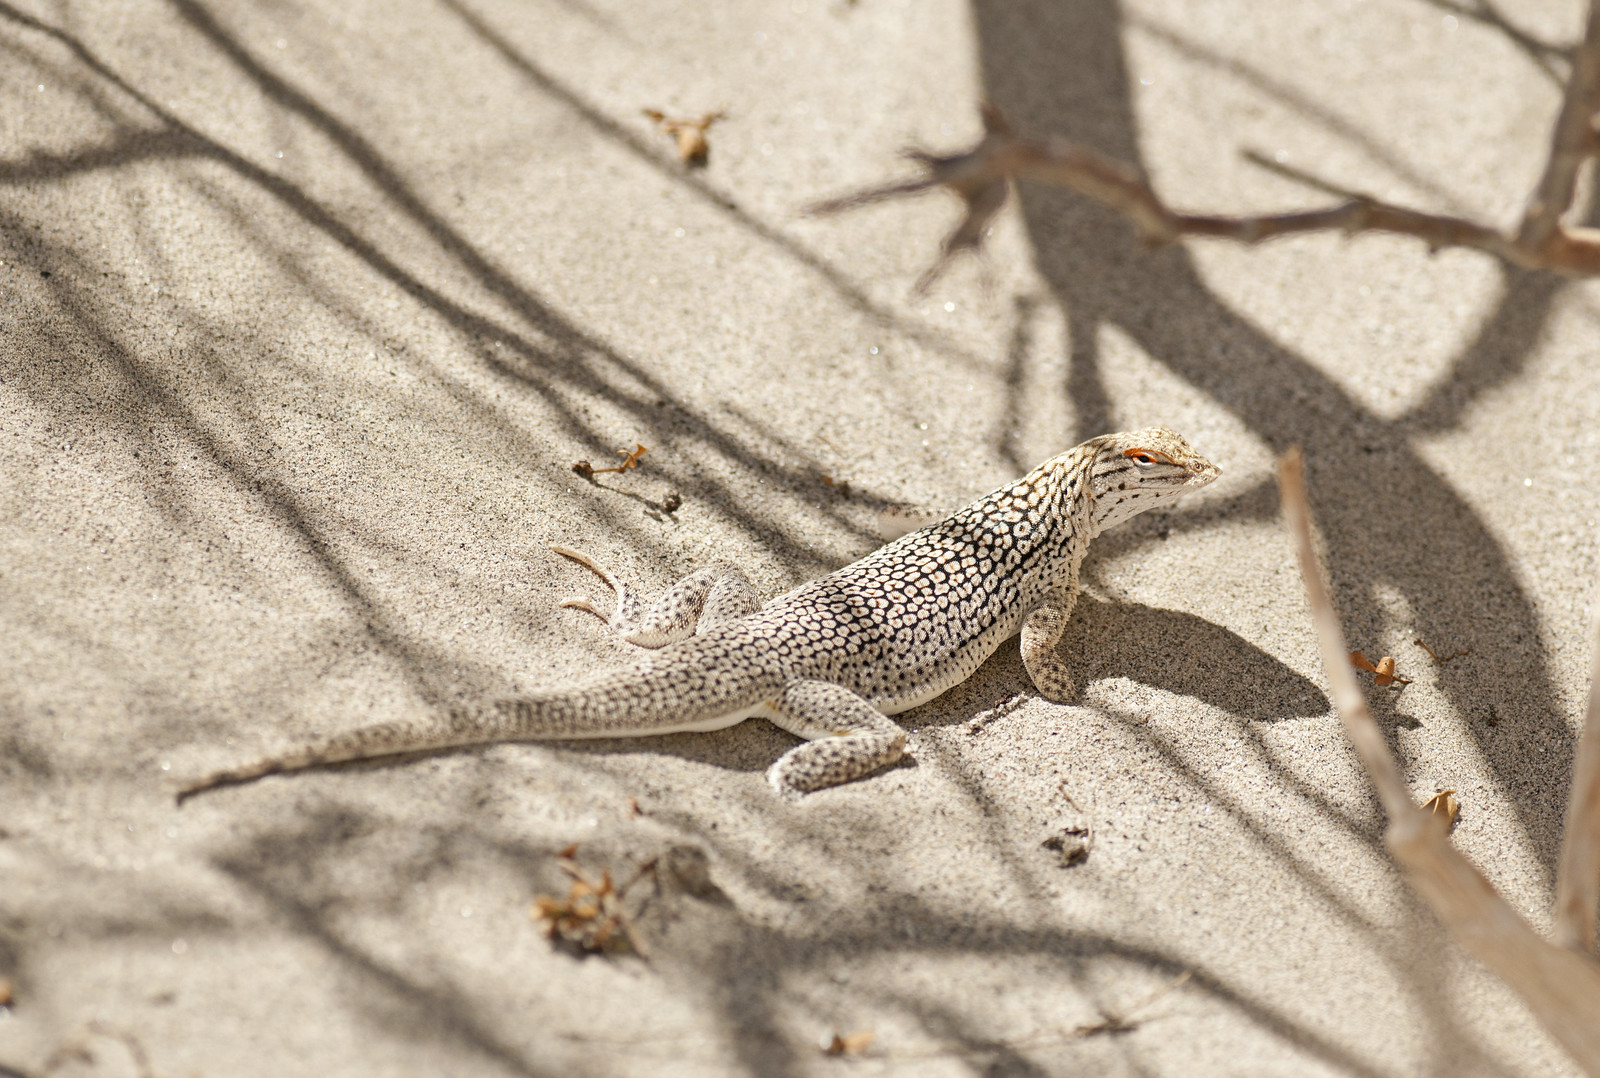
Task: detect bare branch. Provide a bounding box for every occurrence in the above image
[1517,5,1600,250]
[809,93,1600,277]
[1278,449,1600,1073]
[1277,450,1420,823]
[1555,576,1600,953]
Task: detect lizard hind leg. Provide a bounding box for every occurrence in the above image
[765,680,908,800]
[551,546,761,648]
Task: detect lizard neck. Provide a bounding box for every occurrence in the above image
[991,444,1098,597]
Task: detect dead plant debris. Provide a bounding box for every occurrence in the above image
[0,976,12,1007]
[1042,827,1092,867]
[39,1022,156,1078]
[1415,638,1470,665]
[1075,971,1192,1038]
[644,109,724,165]
[822,1030,876,1056]
[1350,650,1411,686]
[572,445,649,481]
[1043,782,1095,866]
[1424,789,1461,827]
[852,969,1191,1060]
[598,444,648,475]
[531,844,658,957]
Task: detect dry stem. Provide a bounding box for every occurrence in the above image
[1555,575,1600,952]
[1518,5,1600,251]
[1278,449,1600,1072]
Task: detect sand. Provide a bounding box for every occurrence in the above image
[3,0,1598,1074]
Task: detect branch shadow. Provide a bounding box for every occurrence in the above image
[209,807,564,1078]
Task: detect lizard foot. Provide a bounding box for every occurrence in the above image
[551,546,644,632]
[1022,652,1077,704]
[766,680,908,798]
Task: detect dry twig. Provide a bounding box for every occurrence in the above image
[857,969,1190,1060]
[40,1022,156,1078]
[1278,448,1600,1071]
[571,445,650,482]
[1074,971,1192,1037]
[1415,638,1470,665]
[1555,574,1600,953]
[810,8,1600,287]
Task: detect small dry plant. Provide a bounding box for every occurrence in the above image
[1279,450,1600,1072]
[531,844,658,957]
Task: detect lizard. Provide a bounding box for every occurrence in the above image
[176,428,1219,803]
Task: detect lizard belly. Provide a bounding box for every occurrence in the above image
[575,702,773,738]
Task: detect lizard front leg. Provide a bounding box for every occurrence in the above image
[765,680,907,800]
[552,546,762,647]
[1020,590,1079,702]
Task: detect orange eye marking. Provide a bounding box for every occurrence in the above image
[1123,448,1172,465]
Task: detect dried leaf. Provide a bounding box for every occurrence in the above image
[1374,656,1397,686]
[644,109,725,165]
[589,444,648,475]
[1350,650,1411,686]
[1424,789,1461,827]
[823,1030,875,1056]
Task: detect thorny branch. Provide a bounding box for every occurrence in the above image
[1278,449,1600,1073]
[809,7,1600,287]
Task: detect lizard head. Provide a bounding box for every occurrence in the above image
[1083,428,1219,532]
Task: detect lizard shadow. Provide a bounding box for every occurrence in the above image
[1059,598,1328,722]
[912,597,1328,730]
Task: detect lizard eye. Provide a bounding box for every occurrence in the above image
[1124,448,1172,466]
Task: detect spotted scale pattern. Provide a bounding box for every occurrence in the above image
[177,429,1218,802]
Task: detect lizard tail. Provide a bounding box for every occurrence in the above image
[175,656,780,804]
